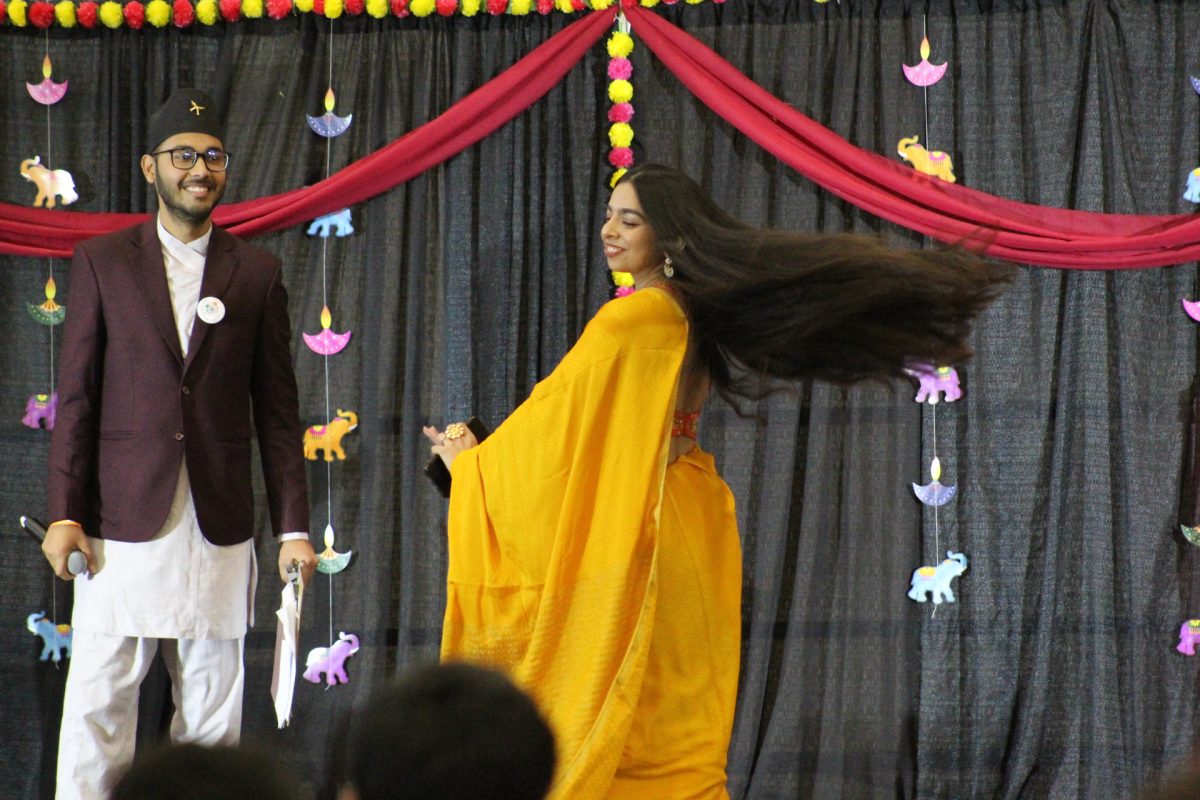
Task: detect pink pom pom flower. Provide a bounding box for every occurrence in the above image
[608,147,634,169]
[608,102,634,123]
[607,57,632,81]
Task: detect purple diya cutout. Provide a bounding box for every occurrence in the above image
[307,88,352,138]
[913,457,956,506]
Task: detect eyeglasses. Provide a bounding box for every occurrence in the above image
[149,146,231,172]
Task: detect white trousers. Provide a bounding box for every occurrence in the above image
[55,630,245,800]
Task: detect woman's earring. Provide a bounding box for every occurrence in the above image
[663,255,674,278]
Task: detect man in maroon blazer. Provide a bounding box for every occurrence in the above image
[42,89,316,800]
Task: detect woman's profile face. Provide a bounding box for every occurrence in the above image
[602,180,660,283]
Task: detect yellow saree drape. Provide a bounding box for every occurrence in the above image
[442,288,688,799]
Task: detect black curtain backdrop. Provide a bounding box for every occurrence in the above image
[3,1,1200,798]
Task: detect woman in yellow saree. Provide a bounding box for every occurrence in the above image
[427,165,1010,800]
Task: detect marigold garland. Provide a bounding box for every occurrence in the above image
[0,0,724,26]
[605,21,635,184]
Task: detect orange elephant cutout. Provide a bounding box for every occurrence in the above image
[304,409,358,461]
[897,136,956,183]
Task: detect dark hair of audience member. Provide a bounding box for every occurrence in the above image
[108,742,300,800]
[339,662,556,800]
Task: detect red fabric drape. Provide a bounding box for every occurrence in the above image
[623,5,1200,269]
[6,6,1200,267]
[0,7,617,259]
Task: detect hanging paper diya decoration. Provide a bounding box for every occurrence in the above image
[902,36,947,87]
[303,305,352,355]
[27,276,65,326]
[316,522,353,574]
[307,87,352,138]
[27,55,68,105]
[913,456,957,507]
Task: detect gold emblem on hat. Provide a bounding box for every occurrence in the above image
[189,100,205,116]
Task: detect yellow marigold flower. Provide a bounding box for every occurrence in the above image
[608,122,633,148]
[509,0,529,12]
[196,0,219,22]
[609,168,628,188]
[293,0,312,10]
[640,0,659,6]
[324,0,342,15]
[8,0,29,24]
[410,0,434,15]
[607,31,634,58]
[243,0,264,16]
[591,0,611,8]
[55,0,77,25]
[553,0,572,11]
[366,0,387,15]
[611,270,634,287]
[461,0,479,14]
[100,0,125,26]
[608,79,633,104]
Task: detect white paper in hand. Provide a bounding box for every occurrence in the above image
[270,564,304,728]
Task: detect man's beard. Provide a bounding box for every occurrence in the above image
[156,172,225,226]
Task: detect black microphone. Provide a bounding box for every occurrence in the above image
[21,515,87,576]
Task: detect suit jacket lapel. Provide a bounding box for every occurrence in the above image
[184,227,237,374]
[132,221,185,367]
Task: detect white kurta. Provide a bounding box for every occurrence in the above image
[71,219,255,641]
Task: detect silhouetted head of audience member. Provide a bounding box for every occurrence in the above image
[109,742,299,800]
[339,662,556,800]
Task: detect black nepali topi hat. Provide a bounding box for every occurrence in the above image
[147,88,226,151]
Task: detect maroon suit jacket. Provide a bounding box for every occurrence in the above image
[47,221,309,545]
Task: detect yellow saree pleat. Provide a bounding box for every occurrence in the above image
[442,288,688,800]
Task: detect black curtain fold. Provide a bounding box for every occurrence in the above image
[4,2,1200,798]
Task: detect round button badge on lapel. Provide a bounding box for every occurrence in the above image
[197,296,225,325]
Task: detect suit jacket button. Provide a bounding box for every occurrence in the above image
[181,386,191,395]
[174,432,185,441]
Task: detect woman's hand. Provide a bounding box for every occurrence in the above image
[423,422,479,470]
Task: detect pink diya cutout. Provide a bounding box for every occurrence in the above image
[27,55,68,105]
[903,37,947,87]
[306,88,352,138]
[1183,298,1200,322]
[27,277,65,326]
[303,306,352,355]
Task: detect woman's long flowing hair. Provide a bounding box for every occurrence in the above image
[616,164,1014,406]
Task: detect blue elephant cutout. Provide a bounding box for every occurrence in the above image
[27,611,72,662]
[908,551,968,605]
[1184,169,1200,203]
[306,208,354,238]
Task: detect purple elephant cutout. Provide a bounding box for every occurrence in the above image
[22,391,57,430]
[1177,620,1200,655]
[905,364,962,404]
[303,631,360,685]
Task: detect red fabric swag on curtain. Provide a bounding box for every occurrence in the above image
[624,5,1200,270]
[0,7,617,259]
